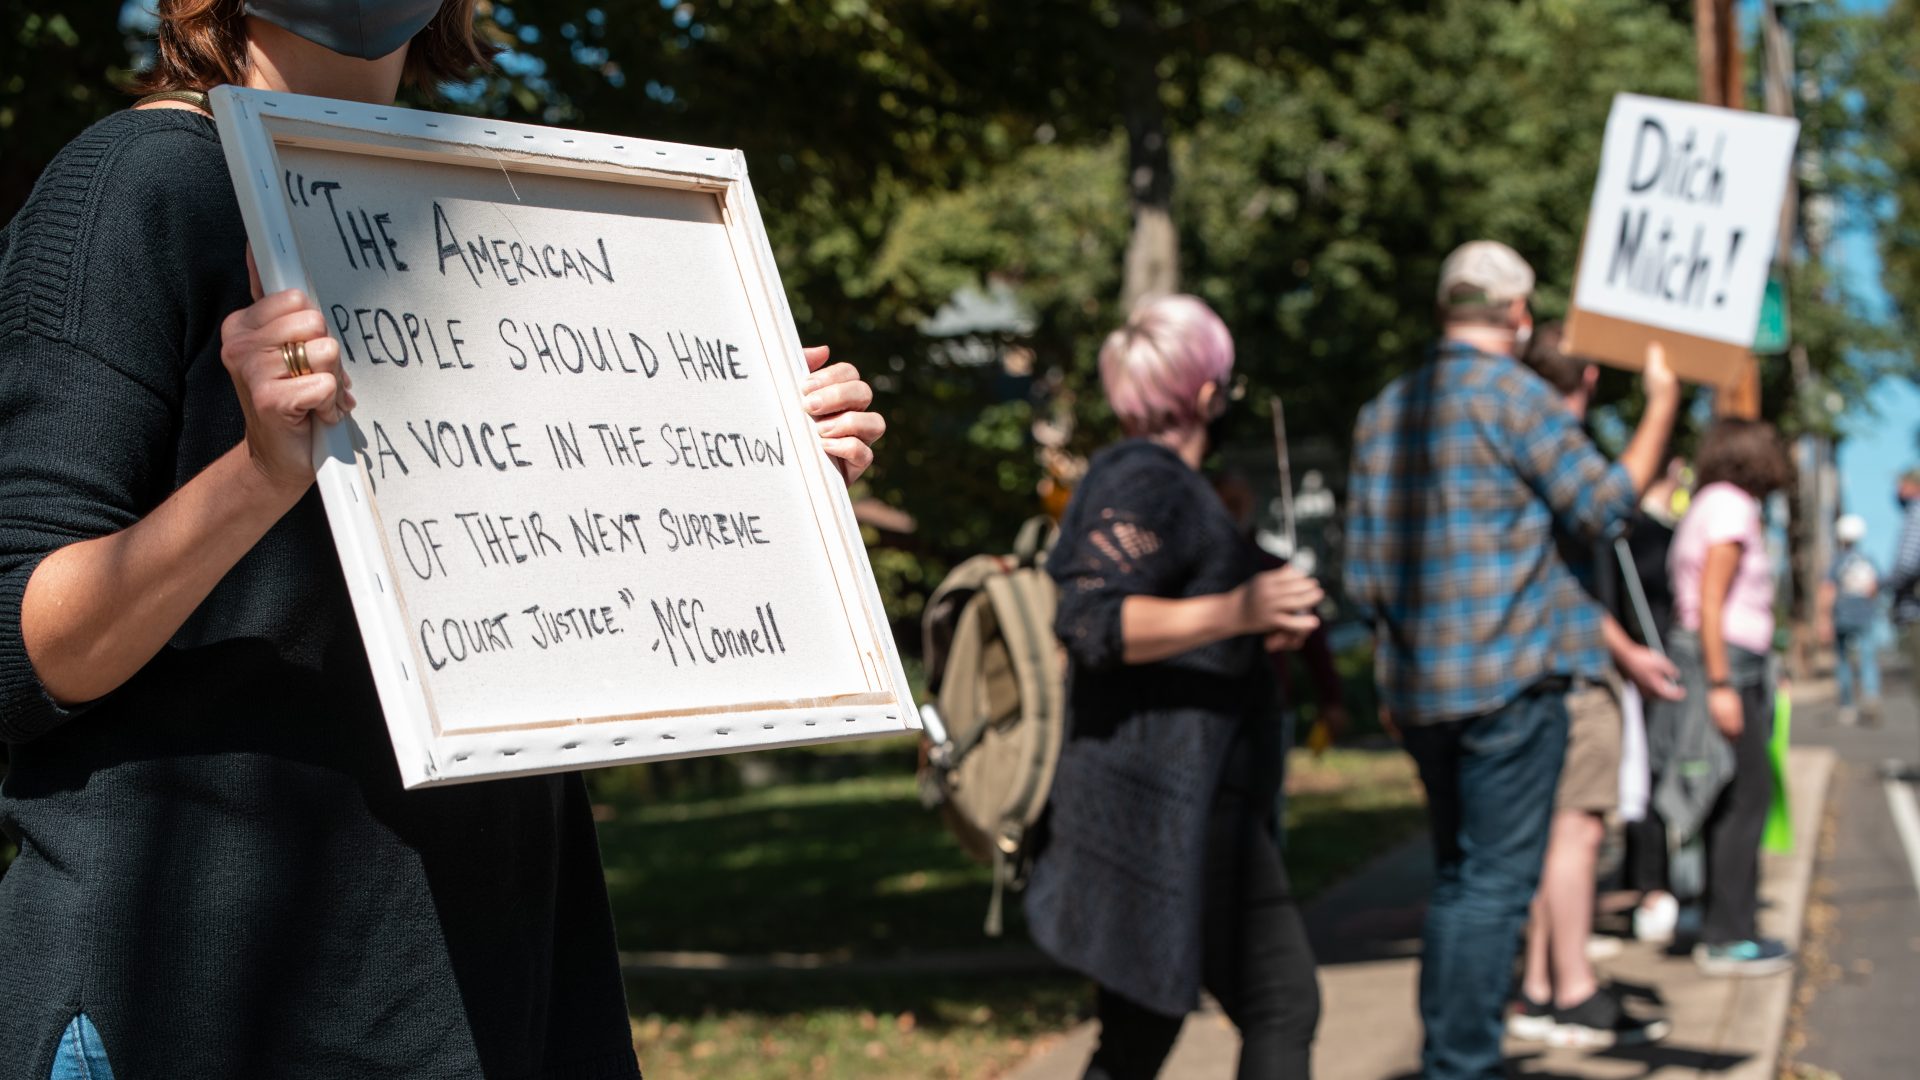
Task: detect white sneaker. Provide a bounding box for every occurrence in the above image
[1507,996,1555,1042]
[1585,935,1624,960]
[1633,893,1679,945]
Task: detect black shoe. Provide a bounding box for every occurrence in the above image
[1549,987,1671,1049]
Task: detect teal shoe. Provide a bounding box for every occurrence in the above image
[1692,938,1794,977]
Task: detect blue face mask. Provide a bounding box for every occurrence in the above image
[244,1,443,61]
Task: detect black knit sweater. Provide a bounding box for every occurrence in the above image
[0,110,639,1080]
[1024,439,1278,1017]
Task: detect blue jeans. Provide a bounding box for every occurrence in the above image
[49,1014,116,1080]
[1402,685,1568,1080]
[1833,628,1880,708]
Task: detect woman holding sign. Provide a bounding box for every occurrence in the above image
[1028,295,1324,1079]
[0,3,885,1077]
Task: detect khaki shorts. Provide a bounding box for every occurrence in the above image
[1556,681,1622,813]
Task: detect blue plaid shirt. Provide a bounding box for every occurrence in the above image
[1344,342,1637,724]
[1889,500,1920,626]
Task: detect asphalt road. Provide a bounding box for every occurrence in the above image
[1792,665,1920,1079]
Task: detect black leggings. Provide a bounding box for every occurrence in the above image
[1702,678,1774,945]
[1083,787,1322,1079]
[1624,810,1670,895]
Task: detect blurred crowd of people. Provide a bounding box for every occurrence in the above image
[1023,238,1907,1080]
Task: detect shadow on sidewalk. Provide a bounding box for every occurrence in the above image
[1304,834,1431,966]
[1383,1041,1752,1080]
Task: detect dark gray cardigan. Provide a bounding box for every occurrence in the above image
[1024,439,1275,1016]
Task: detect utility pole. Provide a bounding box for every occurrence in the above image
[1759,0,1832,676]
[1696,0,1764,419]
[1695,0,1744,109]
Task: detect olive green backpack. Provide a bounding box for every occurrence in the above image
[917,516,1064,936]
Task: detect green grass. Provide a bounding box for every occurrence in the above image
[596,744,1424,957]
[596,762,1033,955]
[1282,746,1428,898]
[602,743,1426,1079]
[626,975,1086,1080]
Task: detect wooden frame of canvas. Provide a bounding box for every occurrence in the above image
[209,85,915,788]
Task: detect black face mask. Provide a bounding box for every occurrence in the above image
[244,0,442,61]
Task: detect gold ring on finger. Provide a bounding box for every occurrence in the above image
[280,339,311,378]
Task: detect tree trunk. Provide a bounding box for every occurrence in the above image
[1119,1,1177,308]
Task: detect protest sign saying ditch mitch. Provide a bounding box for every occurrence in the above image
[211,87,915,787]
[1567,94,1799,387]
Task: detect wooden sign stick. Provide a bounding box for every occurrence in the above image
[1270,395,1296,558]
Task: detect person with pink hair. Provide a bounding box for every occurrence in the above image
[1027,294,1325,1079]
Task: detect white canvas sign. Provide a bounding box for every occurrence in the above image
[211,86,915,788]
[1572,94,1799,347]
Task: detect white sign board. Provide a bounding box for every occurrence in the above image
[210,86,915,788]
[1568,94,1798,384]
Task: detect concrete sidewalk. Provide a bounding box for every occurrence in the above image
[1005,741,1837,1080]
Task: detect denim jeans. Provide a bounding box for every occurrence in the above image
[49,1014,116,1080]
[1833,628,1880,708]
[1402,685,1568,1080]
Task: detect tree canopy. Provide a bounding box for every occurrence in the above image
[4,0,1910,626]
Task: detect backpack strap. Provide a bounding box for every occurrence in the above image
[979,570,1062,929]
[985,843,1010,937]
[1012,515,1056,569]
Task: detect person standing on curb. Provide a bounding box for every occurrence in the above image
[1884,470,1920,704]
[1622,457,1688,947]
[1506,323,1681,1049]
[1344,242,1680,1080]
[1663,420,1795,977]
[1820,514,1882,726]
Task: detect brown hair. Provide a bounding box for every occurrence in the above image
[1694,418,1793,499]
[1519,321,1593,397]
[133,0,495,95]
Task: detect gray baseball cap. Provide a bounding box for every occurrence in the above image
[1436,241,1536,307]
